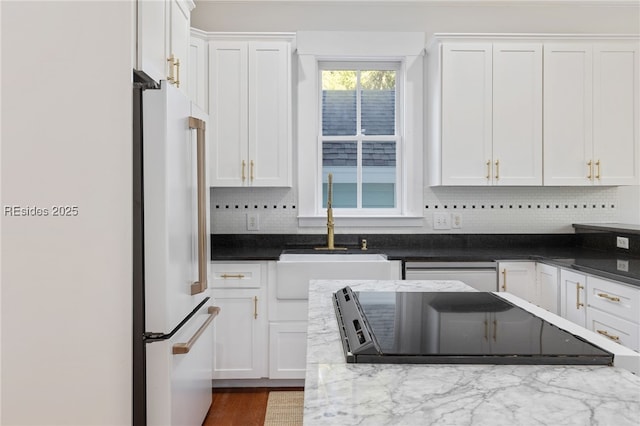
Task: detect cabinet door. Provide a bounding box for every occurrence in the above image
[492,44,542,186]
[441,43,493,185]
[543,44,593,186]
[586,308,639,351]
[209,42,249,186]
[136,0,166,83]
[248,42,292,187]
[189,35,208,111]
[559,269,587,327]
[168,0,191,94]
[498,262,536,303]
[587,275,640,324]
[269,322,307,379]
[536,263,559,315]
[212,289,267,379]
[593,43,639,185]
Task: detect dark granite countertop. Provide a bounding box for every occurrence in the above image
[210,233,640,287]
[573,222,640,235]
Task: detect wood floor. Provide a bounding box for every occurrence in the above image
[202,388,303,426]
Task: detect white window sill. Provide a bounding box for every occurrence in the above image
[298,215,425,228]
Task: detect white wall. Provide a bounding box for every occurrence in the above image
[197,1,640,233]
[1,1,133,424]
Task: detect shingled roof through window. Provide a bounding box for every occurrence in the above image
[322,90,396,168]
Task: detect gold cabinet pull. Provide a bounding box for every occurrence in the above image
[596,329,620,342]
[167,54,176,83]
[242,160,246,182]
[597,292,621,303]
[501,269,507,291]
[483,319,488,341]
[587,160,593,180]
[576,283,584,309]
[220,273,245,279]
[493,319,497,342]
[175,58,181,88]
[494,159,500,180]
[189,117,208,295]
[250,160,255,182]
[253,296,258,319]
[486,160,491,180]
[172,306,220,354]
[595,160,601,180]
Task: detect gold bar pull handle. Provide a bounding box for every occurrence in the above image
[598,292,621,303]
[501,269,507,291]
[253,296,258,319]
[595,160,601,180]
[242,160,246,182]
[493,319,497,342]
[174,58,181,88]
[167,54,176,83]
[250,160,255,182]
[494,159,500,181]
[596,329,620,342]
[189,117,208,295]
[173,306,220,354]
[484,319,488,341]
[576,283,584,309]
[587,160,593,180]
[220,273,245,279]
[486,160,491,180]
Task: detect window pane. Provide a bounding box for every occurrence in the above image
[361,70,395,136]
[322,70,356,136]
[362,141,396,208]
[322,141,357,208]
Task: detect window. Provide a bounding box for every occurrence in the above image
[320,63,400,213]
[296,31,425,227]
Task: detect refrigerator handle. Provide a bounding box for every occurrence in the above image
[172,306,220,354]
[189,117,208,295]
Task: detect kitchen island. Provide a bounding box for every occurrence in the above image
[304,280,640,425]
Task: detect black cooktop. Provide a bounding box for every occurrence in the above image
[333,287,613,365]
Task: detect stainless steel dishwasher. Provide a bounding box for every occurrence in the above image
[404,261,498,292]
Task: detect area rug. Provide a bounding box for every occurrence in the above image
[263,391,304,426]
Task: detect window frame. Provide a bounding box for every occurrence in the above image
[296,31,425,228]
[318,61,403,215]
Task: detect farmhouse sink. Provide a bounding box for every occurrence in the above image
[276,251,397,300]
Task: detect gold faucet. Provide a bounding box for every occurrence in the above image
[315,173,346,251]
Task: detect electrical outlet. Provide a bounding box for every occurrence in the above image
[247,213,260,231]
[617,259,629,272]
[433,212,451,230]
[451,213,462,229]
[616,236,629,249]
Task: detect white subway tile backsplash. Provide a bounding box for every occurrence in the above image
[210,186,623,234]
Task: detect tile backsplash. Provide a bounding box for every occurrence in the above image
[210,186,620,234]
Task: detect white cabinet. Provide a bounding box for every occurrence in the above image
[269,322,308,379]
[189,31,208,111]
[536,263,559,315]
[559,269,587,327]
[586,276,639,350]
[544,42,639,186]
[209,41,292,187]
[439,42,542,186]
[136,0,194,93]
[210,262,267,379]
[498,261,536,302]
[560,268,639,351]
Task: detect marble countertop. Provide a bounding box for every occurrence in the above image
[304,280,640,426]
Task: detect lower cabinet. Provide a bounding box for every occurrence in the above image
[560,268,640,351]
[268,322,308,379]
[536,263,559,315]
[498,261,536,301]
[211,287,267,379]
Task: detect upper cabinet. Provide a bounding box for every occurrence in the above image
[429,35,639,187]
[544,42,639,186]
[438,42,542,186]
[208,40,292,187]
[136,0,195,94]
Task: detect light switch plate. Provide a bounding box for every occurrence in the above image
[616,236,629,249]
[247,213,260,231]
[433,212,451,230]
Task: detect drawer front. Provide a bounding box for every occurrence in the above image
[587,276,640,324]
[210,263,262,288]
[587,307,639,351]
